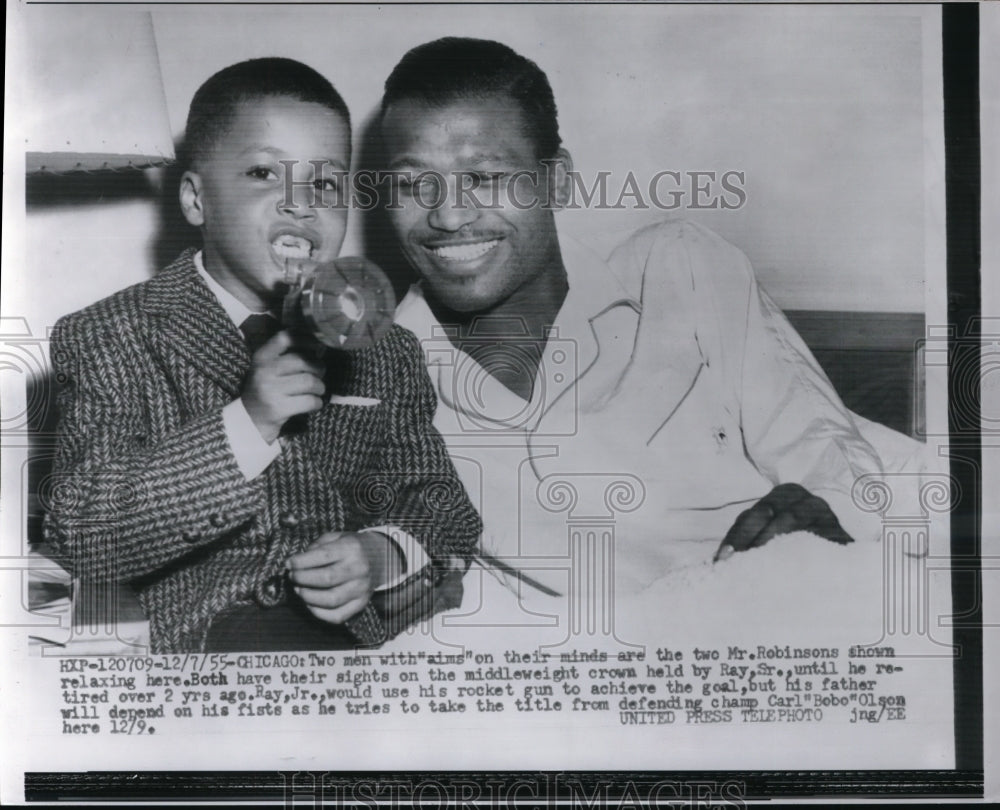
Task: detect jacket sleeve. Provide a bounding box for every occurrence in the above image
[43,311,263,582]
[349,328,483,633]
[355,327,482,560]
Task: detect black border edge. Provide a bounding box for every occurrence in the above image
[22,769,987,802]
[943,0,984,776]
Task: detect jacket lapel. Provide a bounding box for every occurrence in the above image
[141,249,249,399]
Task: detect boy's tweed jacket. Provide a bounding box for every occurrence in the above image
[44,249,482,653]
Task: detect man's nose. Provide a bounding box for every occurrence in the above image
[427,175,481,232]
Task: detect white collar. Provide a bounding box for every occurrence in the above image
[193,250,270,328]
[555,226,639,322]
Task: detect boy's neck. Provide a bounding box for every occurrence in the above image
[200,249,276,314]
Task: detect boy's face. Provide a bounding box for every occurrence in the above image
[181,96,351,311]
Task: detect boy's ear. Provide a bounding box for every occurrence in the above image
[179,170,205,227]
[546,148,574,209]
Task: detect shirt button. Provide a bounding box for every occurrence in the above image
[181,529,200,543]
[262,576,281,600]
[209,513,226,528]
[279,512,300,528]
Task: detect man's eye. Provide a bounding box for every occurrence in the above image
[403,177,442,198]
[315,177,340,192]
[394,181,420,199]
[476,172,507,184]
[246,167,277,181]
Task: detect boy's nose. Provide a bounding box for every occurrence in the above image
[277,187,318,218]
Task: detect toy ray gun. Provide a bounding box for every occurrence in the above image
[282,256,396,351]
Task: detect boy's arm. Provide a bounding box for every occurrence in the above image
[352,328,482,627]
[375,327,482,559]
[43,311,262,582]
[287,327,481,639]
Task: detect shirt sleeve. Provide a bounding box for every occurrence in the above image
[364,526,431,591]
[735,263,888,542]
[609,221,926,544]
[222,398,281,480]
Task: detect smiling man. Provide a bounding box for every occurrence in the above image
[380,38,926,606]
[384,91,571,403]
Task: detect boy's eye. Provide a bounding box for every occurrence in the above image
[246,166,278,181]
[314,177,340,192]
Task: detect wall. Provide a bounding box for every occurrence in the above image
[10,4,941,339]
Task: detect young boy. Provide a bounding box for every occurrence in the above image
[44,58,482,654]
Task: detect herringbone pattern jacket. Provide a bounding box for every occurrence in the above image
[44,250,481,652]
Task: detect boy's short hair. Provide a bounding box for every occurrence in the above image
[182,57,350,167]
[381,37,562,161]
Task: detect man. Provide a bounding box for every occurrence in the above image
[380,38,925,605]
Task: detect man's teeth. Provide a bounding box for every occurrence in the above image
[272,235,313,259]
[429,239,499,262]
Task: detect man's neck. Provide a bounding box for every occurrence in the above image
[427,258,570,402]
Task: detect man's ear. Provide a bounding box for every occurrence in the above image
[179,170,205,227]
[546,148,574,209]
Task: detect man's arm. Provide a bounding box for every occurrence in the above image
[607,221,886,555]
[43,311,262,582]
[717,239,887,554]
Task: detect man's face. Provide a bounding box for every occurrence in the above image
[181,96,351,311]
[381,96,570,315]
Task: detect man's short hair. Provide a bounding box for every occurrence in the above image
[381,37,562,160]
[182,57,351,167]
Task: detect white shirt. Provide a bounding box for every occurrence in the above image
[194,252,428,584]
[395,220,928,597]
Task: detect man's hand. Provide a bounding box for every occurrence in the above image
[242,330,325,444]
[714,483,853,562]
[286,531,404,625]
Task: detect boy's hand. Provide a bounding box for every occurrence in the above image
[286,531,405,625]
[241,330,325,444]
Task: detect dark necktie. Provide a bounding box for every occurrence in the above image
[240,313,281,356]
